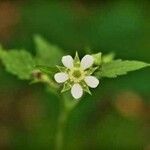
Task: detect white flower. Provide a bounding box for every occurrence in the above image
[54,53,99,99]
[71,83,83,99]
[54,72,69,83]
[84,76,99,88]
[81,55,94,70]
[62,55,74,69]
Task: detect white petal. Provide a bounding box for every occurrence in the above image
[62,55,74,69]
[54,72,69,83]
[84,76,99,88]
[71,83,83,99]
[81,55,94,70]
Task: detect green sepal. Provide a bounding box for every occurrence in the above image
[81,81,92,95]
[61,82,71,93]
[35,65,57,75]
[86,66,99,75]
[56,65,67,72]
[102,52,115,63]
[83,86,92,95]
[74,51,80,67]
[92,52,102,65]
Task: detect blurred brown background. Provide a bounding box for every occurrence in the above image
[0,0,150,150]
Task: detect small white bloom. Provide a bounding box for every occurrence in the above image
[54,72,69,83]
[81,55,94,70]
[71,83,83,99]
[84,76,99,88]
[62,55,74,69]
[54,52,100,99]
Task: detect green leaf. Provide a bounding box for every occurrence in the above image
[0,48,35,80]
[34,35,64,66]
[97,59,150,78]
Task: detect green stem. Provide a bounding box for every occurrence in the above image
[55,105,68,150]
[55,94,79,150]
[55,96,68,150]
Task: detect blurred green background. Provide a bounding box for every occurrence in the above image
[0,0,150,149]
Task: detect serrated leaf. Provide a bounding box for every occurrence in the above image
[34,35,64,66]
[97,59,150,78]
[0,49,35,80]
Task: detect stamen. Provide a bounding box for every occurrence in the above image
[72,70,81,78]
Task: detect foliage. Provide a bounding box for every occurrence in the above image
[97,59,150,78]
[34,35,64,66]
[0,0,150,149]
[0,36,149,84]
[0,35,63,80]
[0,48,35,79]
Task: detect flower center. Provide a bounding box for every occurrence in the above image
[72,70,81,78]
[69,68,85,83]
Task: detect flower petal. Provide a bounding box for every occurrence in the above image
[62,55,74,69]
[71,83,83,99]
[81,55,94,70]
[84,76,99,88]
[54,72,69,83]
